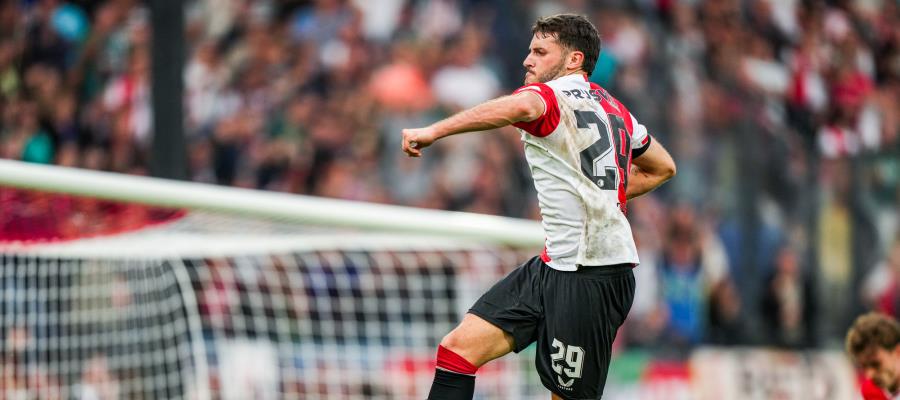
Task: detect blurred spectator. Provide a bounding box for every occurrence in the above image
[760,245,819,349]
[863,236,900,318]
[75,354,120,400]
[290,0,357,44]
[657,237,706,349]
[1,99,54,163]
[655,205,730,350]
[430,27,500,110]
[413,0,463,41]
[706,278,744,345]
[1,326,30,400]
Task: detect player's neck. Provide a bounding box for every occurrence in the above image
[554,70,589,81]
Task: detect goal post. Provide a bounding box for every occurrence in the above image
[0,159,543,248]
[0,159,546,399]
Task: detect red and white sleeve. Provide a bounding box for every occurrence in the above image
[511,83,560,137]
[628,112,652,157]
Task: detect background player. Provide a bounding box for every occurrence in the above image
[402,14,676,400]
[847,312,900,400]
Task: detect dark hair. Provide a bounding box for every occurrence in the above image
[846,312,900,360]
[532,14,601,74]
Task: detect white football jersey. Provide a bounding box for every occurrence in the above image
[512,74,651,271]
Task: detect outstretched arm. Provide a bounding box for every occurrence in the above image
[402,92,545,157]
[626,138,676,199]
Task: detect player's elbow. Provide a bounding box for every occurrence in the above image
[657,150,677,181]
[646,160,675,187]
[662,160,676,181]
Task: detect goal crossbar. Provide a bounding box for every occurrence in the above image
[0,159,543,247]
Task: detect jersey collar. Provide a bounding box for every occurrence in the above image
[554,73,590,84]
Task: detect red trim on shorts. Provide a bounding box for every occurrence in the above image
[436,345,478,375]
[540,246,552,263]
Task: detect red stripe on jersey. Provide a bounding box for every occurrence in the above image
[589,82,634,136]
[615,99,634,135]
[512,83,560,137]
[540,246,552,263]
[596,96,630,209]
[591,83,632,213]
[859,376,890,400]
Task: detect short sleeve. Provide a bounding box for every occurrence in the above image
[512,83,560,137]
[629,112,652,157]
[608,93,651,156]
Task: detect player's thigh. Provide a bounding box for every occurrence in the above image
[536,266,635,399]
[441,313,515,368]
[457,255,546,365]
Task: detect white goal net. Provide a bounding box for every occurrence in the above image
[0,161,547,400]
[1,254,194,400]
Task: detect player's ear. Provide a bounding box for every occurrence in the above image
[567,51,585,71]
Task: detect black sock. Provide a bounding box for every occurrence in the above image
[427,368,475,400]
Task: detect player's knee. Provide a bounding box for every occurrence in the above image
[439,326,497,368]
[437,330,482,373]
[439,315,514,367]
[439,330,468,354]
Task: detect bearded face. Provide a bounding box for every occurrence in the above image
[523,33,572,85]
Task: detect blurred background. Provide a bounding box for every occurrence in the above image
[0,0,898,398]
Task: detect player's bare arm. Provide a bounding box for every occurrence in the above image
[626,138,676,199]
[401,91,545,157]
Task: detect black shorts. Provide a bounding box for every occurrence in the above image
[468,256,635,400]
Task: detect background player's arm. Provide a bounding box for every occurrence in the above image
[626,139,676,199]
[401,92,545,157]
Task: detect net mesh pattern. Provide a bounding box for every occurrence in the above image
[1,188,546,399]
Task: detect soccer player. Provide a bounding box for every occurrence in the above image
[402,14,676,400]
[847,312,900,400]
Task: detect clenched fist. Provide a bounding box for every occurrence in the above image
[401,127,437,157]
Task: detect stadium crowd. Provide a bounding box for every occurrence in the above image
[1,0,898,357]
